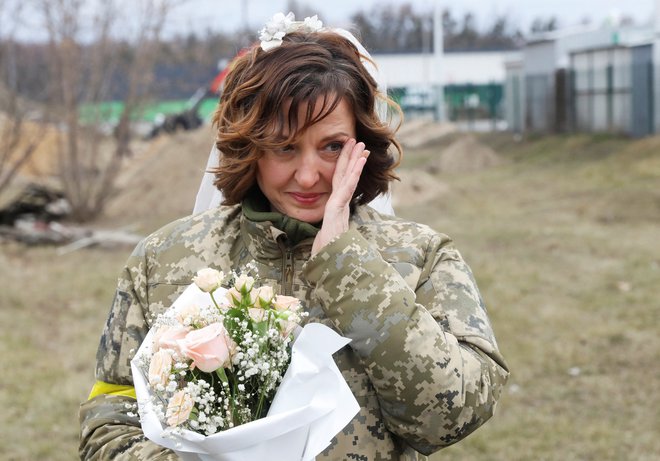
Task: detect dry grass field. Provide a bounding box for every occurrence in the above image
[1,127,658,460]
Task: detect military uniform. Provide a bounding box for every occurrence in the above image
[79,204,509,460]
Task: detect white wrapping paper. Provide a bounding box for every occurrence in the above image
[131,284,359,461]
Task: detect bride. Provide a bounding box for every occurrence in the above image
[79,12,508,461]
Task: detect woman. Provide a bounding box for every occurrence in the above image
[80,14,508,460]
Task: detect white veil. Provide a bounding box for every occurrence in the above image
[193,27,394,216]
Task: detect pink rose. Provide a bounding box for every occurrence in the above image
[178,323,234,373]
[153,325,190,354]
[273,295,302,312]
[148,349,173,387]
[166,390,194,426]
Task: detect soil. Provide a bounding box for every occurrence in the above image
[429,134,501,174]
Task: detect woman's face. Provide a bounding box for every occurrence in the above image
[256,98,356,223]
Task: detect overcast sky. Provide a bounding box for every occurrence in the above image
[2,0,656,42]
[167,0,657,37]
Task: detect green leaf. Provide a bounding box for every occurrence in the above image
[215,367,229,383]
[254,320,268,336]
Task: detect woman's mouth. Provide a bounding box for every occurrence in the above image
[289,192,324,205]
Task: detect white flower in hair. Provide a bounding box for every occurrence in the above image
[302,15,323,32]
[259,12,323,51]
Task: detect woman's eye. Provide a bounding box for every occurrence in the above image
[326,142,344,153]
[277,145,295,153]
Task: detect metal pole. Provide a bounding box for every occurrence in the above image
[433,0,445,122]
[242,0,249,32]
[654,0,660,132]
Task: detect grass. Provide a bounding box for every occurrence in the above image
[1,131,658,460]
[416,133,660,460]
[0,244,127,460]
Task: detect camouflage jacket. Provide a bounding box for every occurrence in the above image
[79,204,509,460]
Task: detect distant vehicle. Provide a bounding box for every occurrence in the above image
[147,49,249,138]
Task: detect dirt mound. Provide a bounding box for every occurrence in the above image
[429,134,501,174]
[397,119,457,149]
[100,128,216,230]
[391,169,450,209]
[0,114,62,178]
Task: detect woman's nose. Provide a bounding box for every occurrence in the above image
[294,151,320,188]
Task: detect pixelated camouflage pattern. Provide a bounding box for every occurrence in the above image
[79,205,508,460]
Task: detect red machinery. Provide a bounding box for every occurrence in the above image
[148,48,249,138]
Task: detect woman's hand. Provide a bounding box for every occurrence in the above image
[312,139,369,255]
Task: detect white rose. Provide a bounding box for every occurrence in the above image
[226,287,242,306]
[234,274,255,293]
[255,286,274,306]
[193,268,223,293]
[148,349,173,387]
[248,307,266,322]
[277,317,301,338]
[166,390,194,426]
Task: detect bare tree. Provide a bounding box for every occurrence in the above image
[351,3,523,53]
[0,0,45,196]
[38,0,175,222]
[285,0,317,20]
[530,17,560,34]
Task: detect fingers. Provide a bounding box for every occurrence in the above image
[314,140,369,255]
[330,140,369,206]
[333,138,356,182]
[333,139,367,188]
[345,148,369,189]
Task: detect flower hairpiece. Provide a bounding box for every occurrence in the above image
[258,12,324,51]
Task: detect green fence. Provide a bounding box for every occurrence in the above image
[79,97,219,124]
[391,83,504,121]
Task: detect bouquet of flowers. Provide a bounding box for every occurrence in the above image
[131,268,359,461]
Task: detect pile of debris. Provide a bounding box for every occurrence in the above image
[0,183,142,251]
[0,184,75,244]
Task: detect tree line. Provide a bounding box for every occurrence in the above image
[350,4,525,53]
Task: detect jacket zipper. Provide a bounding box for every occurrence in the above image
[277,237,295,296]
[283,248,294,296]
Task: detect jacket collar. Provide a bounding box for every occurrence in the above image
[238,201,379,261]
[240,212,315,260]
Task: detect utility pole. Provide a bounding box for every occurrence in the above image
[654,0,660,133]
[433,0,445,121]
[242,0,249,32]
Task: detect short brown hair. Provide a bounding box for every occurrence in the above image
[211,30,401,206]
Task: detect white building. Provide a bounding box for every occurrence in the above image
[366,0,518,124]
[375,50,519,122]
[505,0,659,136]
[375,50,517,88]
